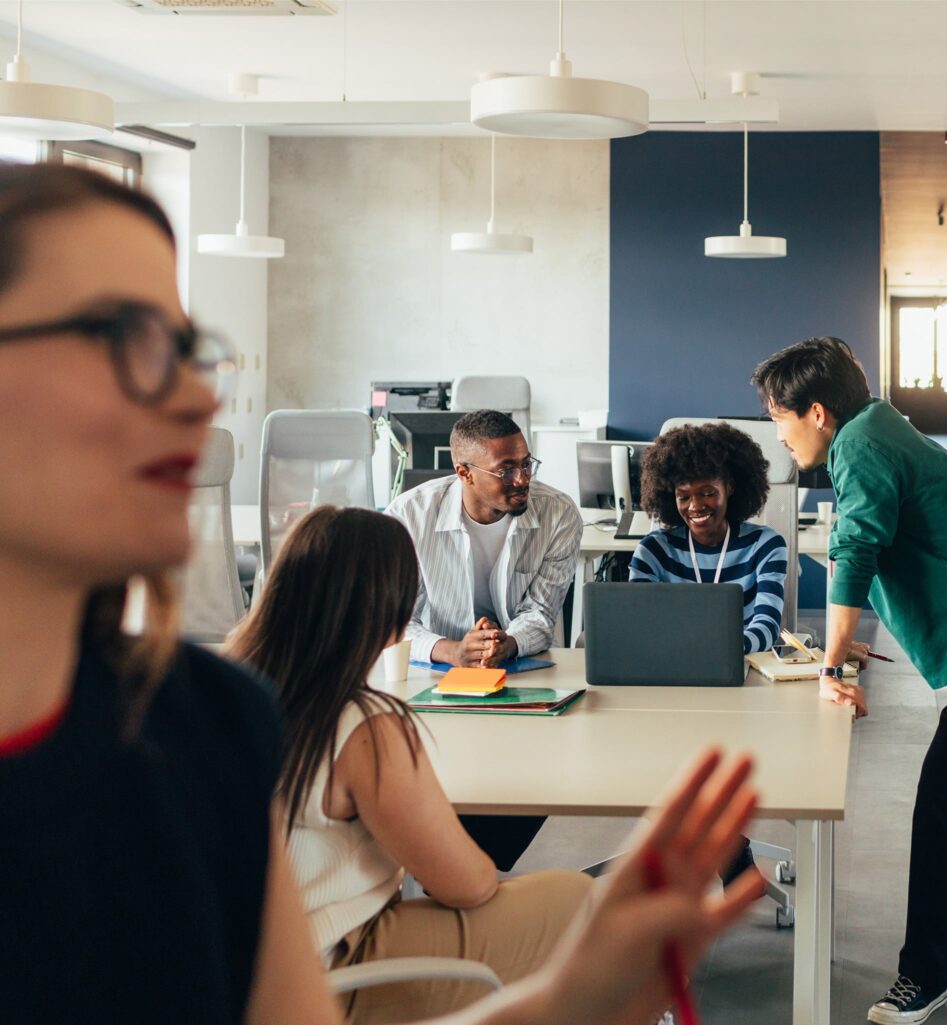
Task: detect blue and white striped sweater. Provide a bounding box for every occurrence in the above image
[629,523,788,654]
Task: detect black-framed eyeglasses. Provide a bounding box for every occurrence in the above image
[0,301,237,405]
[464,456,542,485]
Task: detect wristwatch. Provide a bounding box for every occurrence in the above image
[819,665,845,680]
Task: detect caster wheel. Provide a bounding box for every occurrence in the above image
[776,860,796,884]
[776,905,795,929]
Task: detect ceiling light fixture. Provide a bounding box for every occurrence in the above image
[469,0,648,140]
[197,124,285,258]
[0,0,113,139]
[451,133,533,255]
[705,73,786,259]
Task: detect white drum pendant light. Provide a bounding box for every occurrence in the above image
[705,75,785,259]
[197,125,285,259]
[470,0,648,140]
[0,0,113,139]
[451,134,533,255]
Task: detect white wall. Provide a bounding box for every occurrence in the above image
[266,136,610,427]
[184,127,271,504]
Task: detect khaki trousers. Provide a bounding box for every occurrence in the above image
[331,869,594,1025]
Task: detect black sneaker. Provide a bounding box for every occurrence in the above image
[868,975,947,1024]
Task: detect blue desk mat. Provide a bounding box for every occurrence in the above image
[409,656,555,674]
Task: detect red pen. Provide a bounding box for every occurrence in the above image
[642,846,699,1025]
[867,650,894,663]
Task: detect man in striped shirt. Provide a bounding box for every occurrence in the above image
[387,409,582,669]
[628,422,788,655]
[387,409,582,870]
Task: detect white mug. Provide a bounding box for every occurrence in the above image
[817,501,834,525]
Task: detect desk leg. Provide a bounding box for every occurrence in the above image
[794,819,833,1025]
[571,554,594,646]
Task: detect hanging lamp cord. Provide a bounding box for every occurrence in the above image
[239,125,247,228]
[742,122,749,224]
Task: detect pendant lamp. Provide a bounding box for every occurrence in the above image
[470,0,648,140]
[197,125,285,259]
[451,134,533,255]
[705,76,785,259]
[0,0,113,140]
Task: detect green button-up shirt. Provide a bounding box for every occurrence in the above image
[827,397,947,688]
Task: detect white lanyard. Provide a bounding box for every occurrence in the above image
[688,525,730,584]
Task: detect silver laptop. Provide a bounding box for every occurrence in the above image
[583,582,746,686]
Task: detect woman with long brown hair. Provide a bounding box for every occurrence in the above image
[1,162,762,1025]
[229,505,595,1023]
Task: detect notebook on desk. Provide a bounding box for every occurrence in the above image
[583,582,746,686]
[746,649,859,682]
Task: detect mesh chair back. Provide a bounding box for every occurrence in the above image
[180,426,246,643]
[259,410,375,573]
[660,417,798,631]
[450,376,532,445]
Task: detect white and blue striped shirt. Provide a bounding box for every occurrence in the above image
[386,477,582,662]
[629,523,788,654]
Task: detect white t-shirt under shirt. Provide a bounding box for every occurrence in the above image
[462,508,513,622]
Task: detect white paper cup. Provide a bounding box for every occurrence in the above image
[817,501,834,525]
[382,638,412,683]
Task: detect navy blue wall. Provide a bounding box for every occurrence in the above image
[609,131,880,439]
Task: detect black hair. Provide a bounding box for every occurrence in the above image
[450,409,522,461]
[750,336,871,421]
[640,423,770,528]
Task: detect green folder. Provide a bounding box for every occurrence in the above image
[408,685,586,716]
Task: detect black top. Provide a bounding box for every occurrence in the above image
[0,643,282,1025]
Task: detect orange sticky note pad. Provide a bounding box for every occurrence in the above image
[436,667,507,696]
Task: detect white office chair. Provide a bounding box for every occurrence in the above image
[660,416,800,927]
[259,410,375,576]
[329,957,502,997]
[180,426,246,644]
[451,376,532,448]
[660,417,798,632]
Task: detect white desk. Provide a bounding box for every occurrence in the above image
[372,649,851,1025]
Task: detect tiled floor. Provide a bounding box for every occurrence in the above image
[508,614,946,1025]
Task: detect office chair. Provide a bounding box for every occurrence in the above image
[259,410,376,576]
[329,957,502,996]
[450,375,532,447]
[660,416,799,926]
[179,426,247,644]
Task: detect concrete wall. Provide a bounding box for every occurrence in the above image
[266,136,610,427]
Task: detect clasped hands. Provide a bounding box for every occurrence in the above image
[436,617,518,668]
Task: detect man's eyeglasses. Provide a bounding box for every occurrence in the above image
[464,456,542,485]
[0,301,237,406]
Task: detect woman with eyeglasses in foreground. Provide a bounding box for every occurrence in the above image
[0,164,762,1025]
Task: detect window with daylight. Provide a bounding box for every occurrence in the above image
[890,296,947,434]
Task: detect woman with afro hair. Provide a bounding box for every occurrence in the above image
[630,422,788,657]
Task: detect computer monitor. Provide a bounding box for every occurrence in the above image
[371,381,451,419]
[577,440,654,511]
[389,411,466,491]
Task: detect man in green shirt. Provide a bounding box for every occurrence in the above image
[753,336,947,1025]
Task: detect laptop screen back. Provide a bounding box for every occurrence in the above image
[583,582,746,686]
